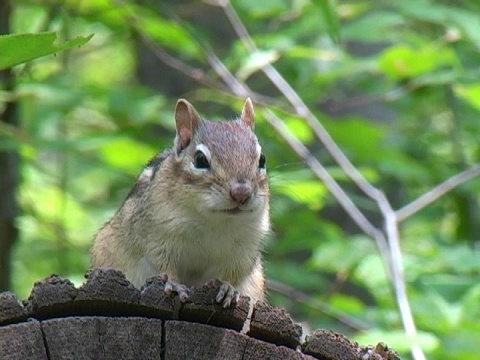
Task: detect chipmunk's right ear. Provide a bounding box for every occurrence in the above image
[174,99,202,154]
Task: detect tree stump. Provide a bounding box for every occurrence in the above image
[0,269,400,359]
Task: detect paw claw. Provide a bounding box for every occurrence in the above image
[160,274,190,302]
[206,278,239,308]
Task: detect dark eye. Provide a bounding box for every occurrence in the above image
[259,153,266,169]
[194,150,210,169]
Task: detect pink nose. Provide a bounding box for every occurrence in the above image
[230,180,252,204]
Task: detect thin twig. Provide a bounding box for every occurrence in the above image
[203,50,249,97]
[135,13,283,110]
[218,0,385,203]
[262,109,391,259]
[377,193,426,360]
[133,4,434,359]
[138,33,226,91]
[203,50,392,263]
[267,279,369,331]
[396,164,480,222]
[214,3,426,359]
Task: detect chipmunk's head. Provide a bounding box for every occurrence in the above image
[172,98,269,219]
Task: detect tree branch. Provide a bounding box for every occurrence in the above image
[203,49,392,264]
[138,4,437,359]
[396,164,480,222]
[267,279,369,331]
[137,33,227,92]
[212,3,426,359]
[377,192,426,360]
[217,0,385,204]
[0,0,19,292]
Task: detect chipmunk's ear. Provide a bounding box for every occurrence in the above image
[174,99,202,154]
[241,98,255,129]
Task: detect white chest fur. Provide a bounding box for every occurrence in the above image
[127,207,269,288]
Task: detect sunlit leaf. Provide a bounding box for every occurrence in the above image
[284,116,314,143]
[414,291,462,332]
[132,6,202,59]
[354,252,389,291]
[330,293,367,315]
[273,175,327,210]
[310,236,376,273]
[99,137,157,174]
[378,44,455,80]
[0,32,93,69]
[324,117,385,163]
[237,49,279,80]
[342,11,403,42]
[454,83,480,111]
[311,0,340,43]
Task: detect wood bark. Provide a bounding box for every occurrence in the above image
[0,269,400,359]
[0,0,19,292]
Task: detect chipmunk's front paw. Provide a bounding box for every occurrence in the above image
[159,273,190,302]
[205,278,239,308]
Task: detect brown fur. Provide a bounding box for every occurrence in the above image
[92,99,269,302]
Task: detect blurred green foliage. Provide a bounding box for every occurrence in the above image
[1,1,480,359]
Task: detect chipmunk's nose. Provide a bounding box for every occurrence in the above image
[230,180,252,204]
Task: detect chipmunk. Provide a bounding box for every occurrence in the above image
[92,98,269,307]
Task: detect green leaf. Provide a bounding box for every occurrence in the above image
[330,293,367,315]
[237,49,279,80]
[0,32,93,69]
[271,170,327,210]
[378,44,454,80]
[460,284,480,321]
[455,83,480,111]
[131,6,202,59]
[310,235,376,273]
[99,137,157,174]
[342,11,404,42]
[311,0,340,43]
[275,180,327,210]
[19,175,92,245]
[414,291,462,331]
[237,0,290,18]
[324,117,385,163]
[354,252,389,291]
[396,1,480,47]
[284,116,314,143]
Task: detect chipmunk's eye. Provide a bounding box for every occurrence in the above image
[194,150,210,169]
[259,153,266,169]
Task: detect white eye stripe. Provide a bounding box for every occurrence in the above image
[256,143,262,157]
[195,143,211,161]
[190,143,211,173]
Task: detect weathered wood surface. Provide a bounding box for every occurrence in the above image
[0,268,400,359]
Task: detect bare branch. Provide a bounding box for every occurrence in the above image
[396,164,480,222]
[203,50,249,97]
[262,109,391,257]
[214,3,426,359]
[138,34,226,91]
[140,4,431,359]
[204,50,392,263]
[377,193,426,360]
[217,0,385,204]
[267,279,369,331]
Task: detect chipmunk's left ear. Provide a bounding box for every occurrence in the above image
[174,99,202,154]
[241,98,255,129]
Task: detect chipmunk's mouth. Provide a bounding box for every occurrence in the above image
[224,207,242,215]
[216,205,256,215]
